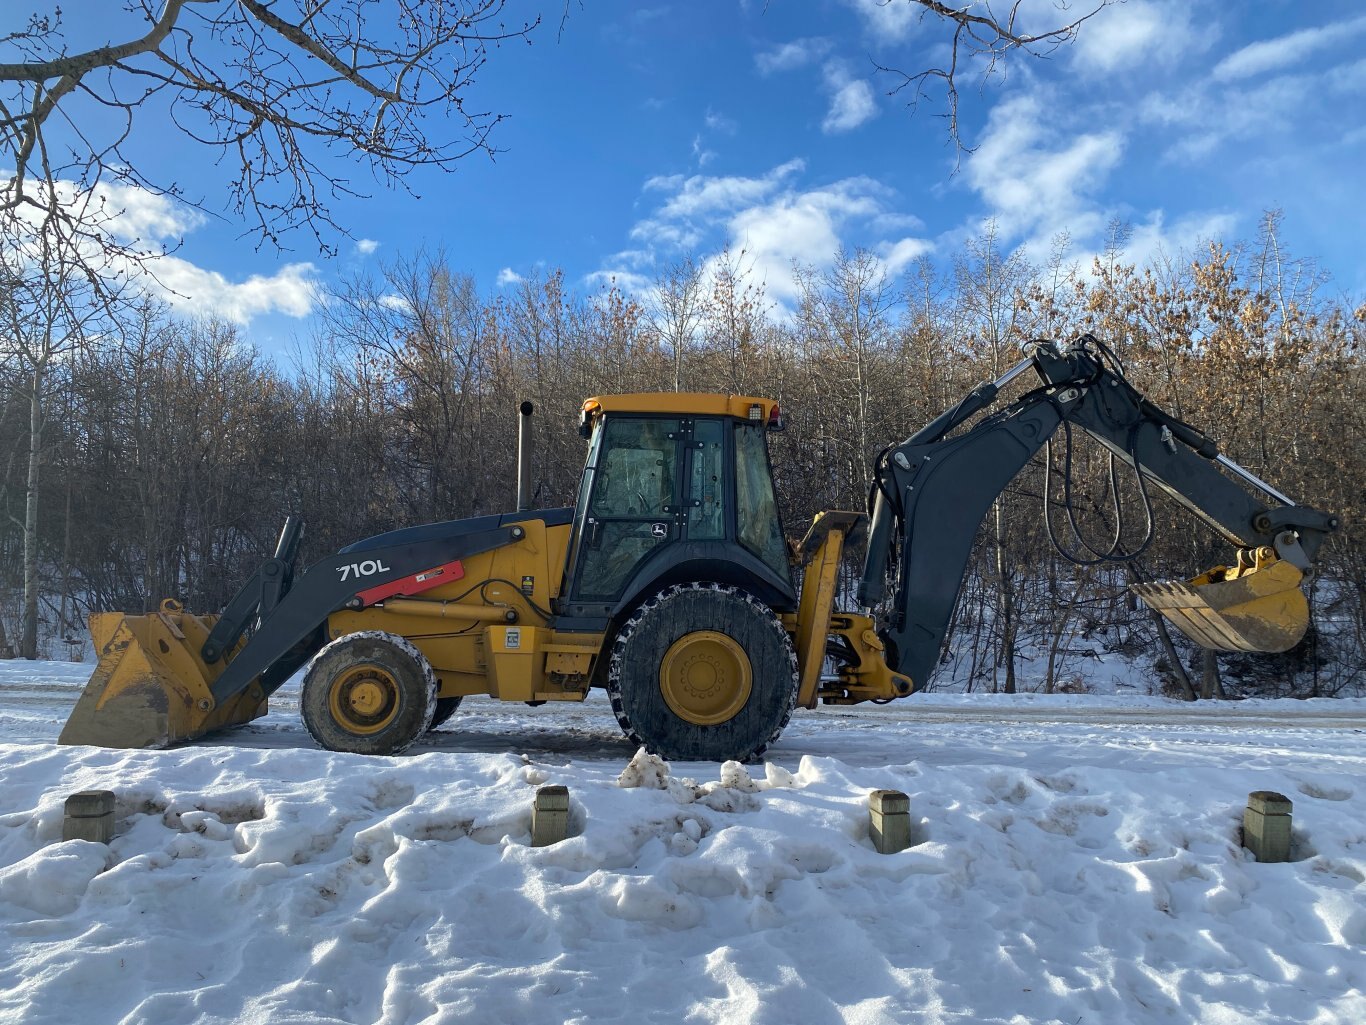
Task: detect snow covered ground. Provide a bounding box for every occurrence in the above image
[2,660,1364,1024]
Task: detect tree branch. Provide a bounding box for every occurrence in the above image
[1,1,545,269]
[877,0,1116,161]
[0,0,193,83]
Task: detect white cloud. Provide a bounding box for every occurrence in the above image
[822,64,878,134]
[755,38,832,75]
[355,238,380,255]
[691,109,735,167]
[643,159,805,223]
[148,257,318,324]
[1121,209,1240,268]
[99,182,207,242]
[704,110,738,134]
[497,267,524,287]
[11,177,205,243]
[1327,56,1366,94]
[691,135,717,168]
[1072,0,1194,74]
[604,163,930,312]
[604,248,654,272]
[955,83,1251,279]
[2,175,317,324]
[844,0,1133,66]
[583,268,654,295]
[1155,72,1313,162]
[877,236,933,277]
[1132,14,1366,163]
[1342,122,1366,148]
[839,0,919,41]
[966,93,1124,244]
[630,218,702,251]
[1213,15,1366,82]
[729,191,856,279]
[869,210,926,235]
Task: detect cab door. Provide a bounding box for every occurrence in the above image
[571,417,682,603]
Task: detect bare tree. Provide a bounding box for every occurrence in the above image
[317,249,490,522]
[0,224,109,656]
[794,248,897,500]
[650,256,706,392]
[701,246,771,394]
[953,221,1034,692]
[875,0,1115,158]
[0,1,545,269]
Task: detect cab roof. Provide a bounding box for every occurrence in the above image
[580,393,779,422]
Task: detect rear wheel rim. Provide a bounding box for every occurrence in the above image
[329,663,400,734]
[659,630,752,726]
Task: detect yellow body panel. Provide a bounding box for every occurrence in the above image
[821,614,915,703]
[326,518,606,702]
[781,510,915,706]
[790,511,862,708]
[482,625,602,701]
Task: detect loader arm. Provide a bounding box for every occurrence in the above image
[59,519,529,749]
[857,336,1339,691]
[204,522,526,707]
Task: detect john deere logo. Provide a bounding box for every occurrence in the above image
[651,523,668,538]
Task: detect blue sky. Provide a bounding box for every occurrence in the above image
[84,1,1366,353]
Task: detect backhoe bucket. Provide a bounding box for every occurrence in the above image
[59,600,266,749]
[1131,556,1309,654]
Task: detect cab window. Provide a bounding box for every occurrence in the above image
[686,419,726,540]
[734,423,788,577]
[575,418,678,601]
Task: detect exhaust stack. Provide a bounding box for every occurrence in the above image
[517,401,534,511]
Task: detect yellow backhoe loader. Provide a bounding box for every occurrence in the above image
[60,336,1340,761]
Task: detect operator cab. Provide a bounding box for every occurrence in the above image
[560,394,795,620]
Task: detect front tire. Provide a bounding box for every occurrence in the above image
[300,632,437,755]
[608,583,798,762]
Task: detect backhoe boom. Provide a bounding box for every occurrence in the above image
[857,337,1338,690]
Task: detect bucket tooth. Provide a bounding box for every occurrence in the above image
[59,603,266,749]
[1132,558,1309,654]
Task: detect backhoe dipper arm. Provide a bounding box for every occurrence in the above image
[857,337,1338,691]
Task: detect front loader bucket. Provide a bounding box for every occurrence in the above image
[59,600,266,749]
[1131,557,1310,654]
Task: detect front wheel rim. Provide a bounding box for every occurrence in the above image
[328,663,401,734]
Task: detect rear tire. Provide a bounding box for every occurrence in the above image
[607,583,797,762]
[301,632,437,756]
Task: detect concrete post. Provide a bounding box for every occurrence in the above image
[1244,791,1293,863]
[531,784,569,847]
[868,789,912,854]
[63,790,115,843]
